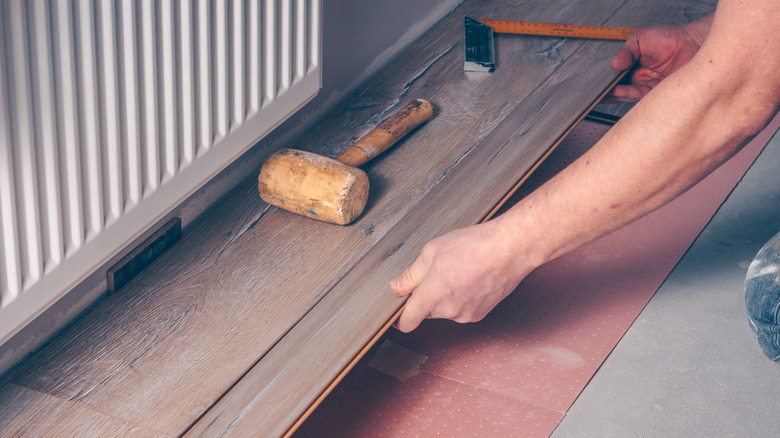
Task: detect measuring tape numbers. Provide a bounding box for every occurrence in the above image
[478,19,636,41]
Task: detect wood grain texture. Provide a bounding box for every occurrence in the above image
[186,27,624,438]
[186,0,714,435]
[1,0,716,436]
[0,383,168,437]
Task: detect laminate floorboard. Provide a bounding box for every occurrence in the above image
[189,0,715,436]
[0,0,715,436]
[0,383,168,437]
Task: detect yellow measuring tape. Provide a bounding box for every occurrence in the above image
[478,19,636,40]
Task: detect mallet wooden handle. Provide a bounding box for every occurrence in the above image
[337,99,434,167]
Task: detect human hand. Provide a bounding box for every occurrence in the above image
[606,17,711,102]
[390,220,529,333]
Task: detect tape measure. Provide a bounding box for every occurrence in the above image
[478,19,636,40]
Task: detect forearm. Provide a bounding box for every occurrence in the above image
[497,0,780,270]
[390,0,780,333]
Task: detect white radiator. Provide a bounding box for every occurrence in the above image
[0,0,321,345]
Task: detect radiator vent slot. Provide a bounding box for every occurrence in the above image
[0,0,321,344]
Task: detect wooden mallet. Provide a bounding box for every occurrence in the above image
[258,99,434,225]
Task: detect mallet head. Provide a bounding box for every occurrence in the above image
[257,99,434,225]
[258,149,370,225]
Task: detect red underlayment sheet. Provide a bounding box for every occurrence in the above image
[294,114,780,437]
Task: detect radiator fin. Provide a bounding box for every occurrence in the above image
[0,0,321,343]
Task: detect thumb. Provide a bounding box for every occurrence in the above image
[391,252,432,296]
[611,36,639,72]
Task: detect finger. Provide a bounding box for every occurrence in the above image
[393,293,431,333]
[610,35,640,72]
[608,84,651,102]
[390,252,432,296]
[602,88,629,104]
[603,85,637,103]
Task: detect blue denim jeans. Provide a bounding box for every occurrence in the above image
[745,230,780,361]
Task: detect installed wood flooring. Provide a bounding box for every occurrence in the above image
[0,0,714,436]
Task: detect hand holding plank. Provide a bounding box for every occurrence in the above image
[607,15,712,102]
[391,219,529,333]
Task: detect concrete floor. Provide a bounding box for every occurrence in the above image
[552,125,780,437]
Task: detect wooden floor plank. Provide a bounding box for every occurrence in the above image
[6,1,616,434]
[187,0,716,435]
[10,1,622,434]
[3,0,714,436]
[0,383,168,437]
[185,31,627,438]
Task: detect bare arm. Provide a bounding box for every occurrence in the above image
[391,0,780,333]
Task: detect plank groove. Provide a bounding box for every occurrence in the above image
[0,0,715,436]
